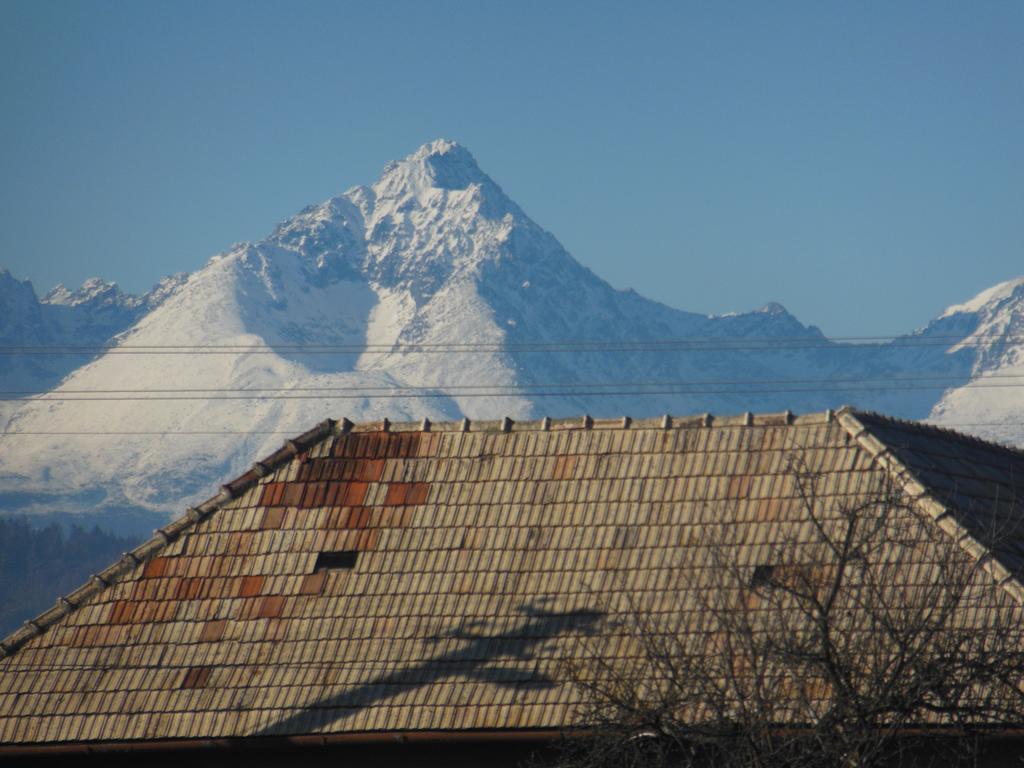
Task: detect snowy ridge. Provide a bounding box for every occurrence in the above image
[0,139,1021,527]
[940,277,1024,319]
[0,270,186,395]
[927,279,1024,444]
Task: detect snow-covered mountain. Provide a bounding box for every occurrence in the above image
[0,139,1017,530]
[927,277,1024,444]
[0,270,185,393]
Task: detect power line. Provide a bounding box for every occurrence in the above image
[11,371,1024,393]
[2,421,1023,437]
[0,372,1015,397]
[0,332,1009,356]
[3,328,1022,348]
[4,380,1024,403]
[0,431,306,436]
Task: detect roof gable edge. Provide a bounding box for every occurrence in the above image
[836,407,1024,606]
[0,418,340,660]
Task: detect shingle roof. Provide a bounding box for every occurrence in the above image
[1,407,1023,748]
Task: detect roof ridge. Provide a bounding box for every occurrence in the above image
[342,410,822,432]
[836,409,1024,607]
[849,407,1024,458]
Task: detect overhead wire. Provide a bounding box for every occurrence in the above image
[0,330,1012,355]
[4,421,1024,437]
[0,335,1019,434]
[0,376,1021,403]
[3,370,1024,396]
[0,388,1011,402]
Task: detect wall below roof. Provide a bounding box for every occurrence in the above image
[0,735,557,767]
[5,735,1024,767]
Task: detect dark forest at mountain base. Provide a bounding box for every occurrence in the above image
[0,516,133,636]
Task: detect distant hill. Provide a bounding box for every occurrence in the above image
[0,517,134,636]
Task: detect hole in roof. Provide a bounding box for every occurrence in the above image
[750,564,775,588]
[314,551,358,572]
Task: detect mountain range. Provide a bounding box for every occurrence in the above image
[1,139,1022,535]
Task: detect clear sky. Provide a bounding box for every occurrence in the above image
[1,1,1021,337]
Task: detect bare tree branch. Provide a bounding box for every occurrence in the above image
[557,460,1024,768]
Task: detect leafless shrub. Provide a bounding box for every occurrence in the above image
[557,462,1024,768]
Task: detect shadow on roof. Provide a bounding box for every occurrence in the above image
[254,599,604,737]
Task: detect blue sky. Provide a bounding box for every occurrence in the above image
[1,1,1021,336]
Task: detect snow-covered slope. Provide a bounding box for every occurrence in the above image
[0,270,185,394]
[0,139,1017,527]
[927,278,1024,444]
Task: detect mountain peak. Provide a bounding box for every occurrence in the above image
[43,278,121,306]
[756,301,789,316]
[0,268,31,291]
[413,137,468,161]
[377,139,489,194]
[940,276,1024,318]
